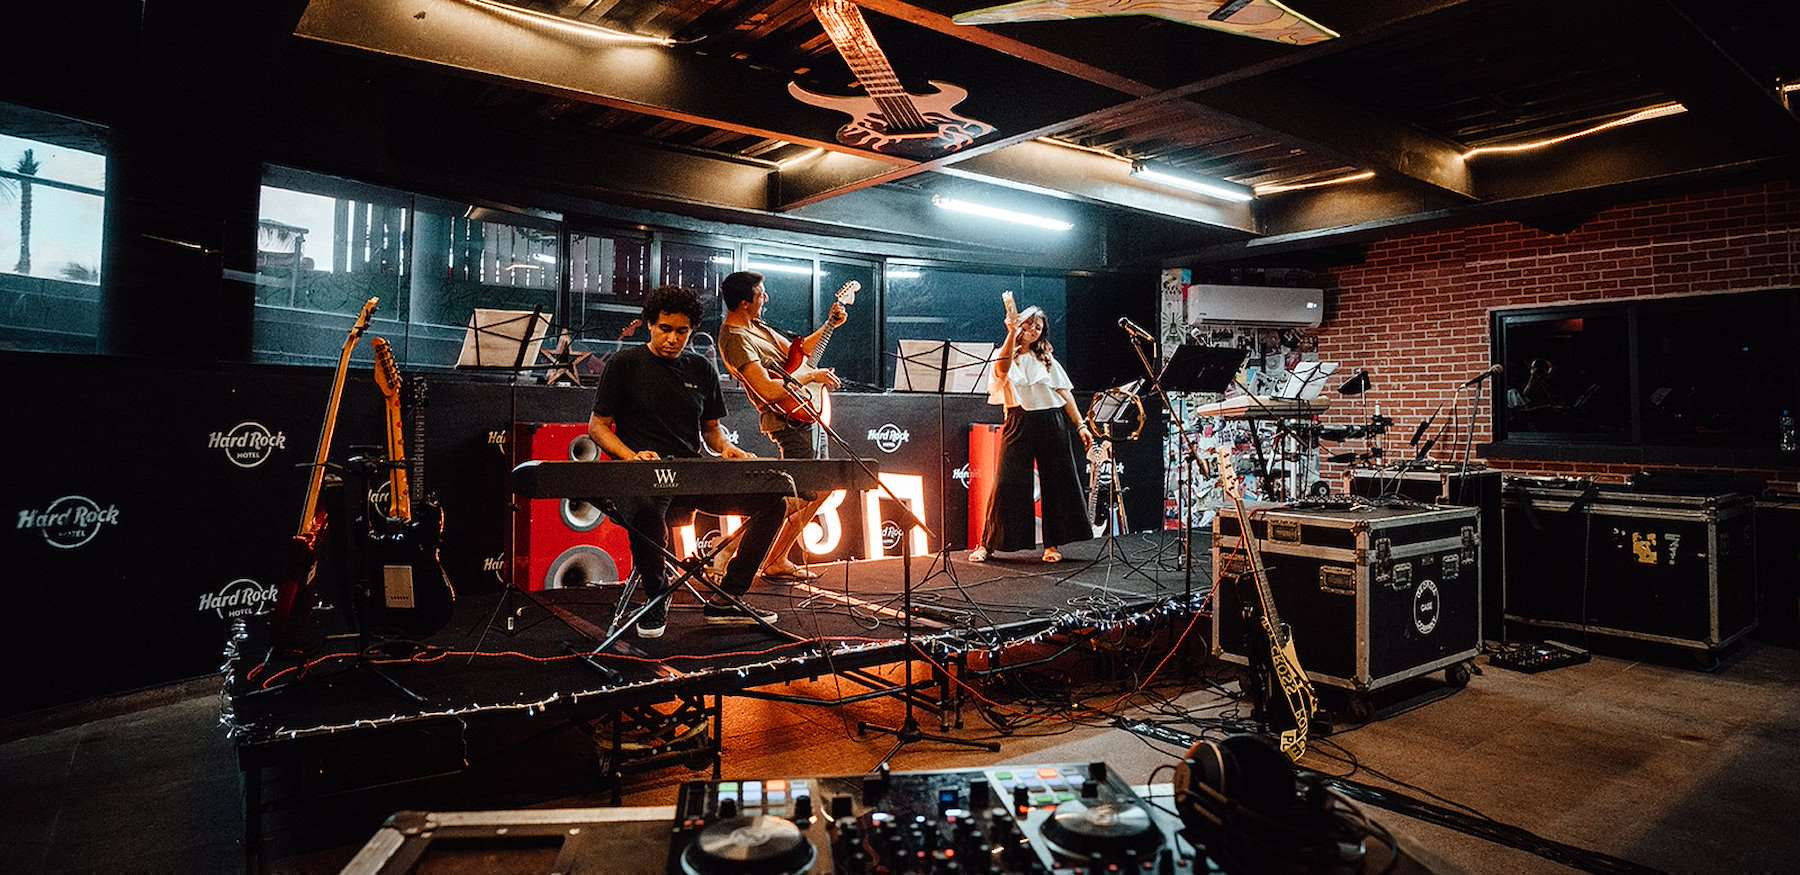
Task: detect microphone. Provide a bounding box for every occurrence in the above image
[1117,316,1155,344]
[1410,417,1434,447]
[1460,364,1503,387]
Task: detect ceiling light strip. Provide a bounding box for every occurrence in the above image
[461,0,675,45]
[1254,170,1376,195]
[1462,102,1686,159]
[1130,163,1255,202]
[930,195,1073,232]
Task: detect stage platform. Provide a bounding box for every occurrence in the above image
[223,533,1210,749]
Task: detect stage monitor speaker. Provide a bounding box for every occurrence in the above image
[511,422,634,591]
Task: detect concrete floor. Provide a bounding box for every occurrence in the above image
[3,640,1798,873]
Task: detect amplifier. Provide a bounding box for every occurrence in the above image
[1349,466,1504,640]
[1213,504,1482,696]
[509,422,634,591]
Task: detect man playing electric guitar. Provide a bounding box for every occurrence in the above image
[715,270,849,582]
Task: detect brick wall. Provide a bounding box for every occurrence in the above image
[1314,179,1800,491]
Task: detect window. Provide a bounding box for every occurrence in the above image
[253,168,562,369]
[1493,290,1800,449]
[882,266,1067,387]
[0,104,106,354]
[662,239,733,367]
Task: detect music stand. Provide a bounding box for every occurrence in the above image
[455,308,550,380]
[891,340,995,591]
[1129,343,1248,604]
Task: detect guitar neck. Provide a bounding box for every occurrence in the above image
[410,384,427,505]
[813,0,930,127]
[384,392,411,521]
[299,338,360,535]
[804,323,837,369]
[1229,492,1283,634]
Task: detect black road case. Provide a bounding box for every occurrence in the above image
[1755,493,1800,645]
[1211,504,1481,694]
[1502,482,1756,654]
[1349,465,1504,640]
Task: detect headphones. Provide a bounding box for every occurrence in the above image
[1172,734,1366,874]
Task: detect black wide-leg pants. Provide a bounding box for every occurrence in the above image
[981,406,1091,552]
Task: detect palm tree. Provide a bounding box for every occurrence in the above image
[14,149,39,275]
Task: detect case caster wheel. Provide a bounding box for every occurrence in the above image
[1345,695,1374,723]
[1691,651,1721,672]
[1446,661,1473,688]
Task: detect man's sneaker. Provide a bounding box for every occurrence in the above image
[702,601,778,626]
[635,598,668,639]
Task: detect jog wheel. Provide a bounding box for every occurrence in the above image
[1039,799,1163,859]
[680,815,816,875]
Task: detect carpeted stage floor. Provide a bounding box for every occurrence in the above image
[225,534,1206,745]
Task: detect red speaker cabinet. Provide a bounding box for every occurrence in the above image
[511,422,634,591]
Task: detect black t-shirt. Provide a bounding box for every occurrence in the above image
[591,345,727,458]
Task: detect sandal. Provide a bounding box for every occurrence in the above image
[968,546,989,562]
[1042,547,1062,563]
[762,565,821,582]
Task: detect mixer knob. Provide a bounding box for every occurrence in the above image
[830,794,855,819]
[969,778,991,809]
[793,795,813,822]
[718,798,737,819]
[1081,779,1099,799]
[1088,761,1108,782]
[1012,785,1030,813]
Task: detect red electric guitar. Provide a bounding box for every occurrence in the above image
[771,280,859,424]
[269,297,378,651]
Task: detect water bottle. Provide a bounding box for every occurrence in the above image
[1781,409,1797,454]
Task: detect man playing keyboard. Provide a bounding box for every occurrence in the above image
[588,285,785,638]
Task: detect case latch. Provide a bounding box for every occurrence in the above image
[1371,537,1393,583]
[1319,565,1356,596]
[1460,525,1477,566]
[1271,519,1302,543]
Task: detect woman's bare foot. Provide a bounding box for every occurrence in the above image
[1042,546,1062,563]
[968,546,989,562]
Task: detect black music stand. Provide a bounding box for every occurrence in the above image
[1127,343,1247,605]
[890,339,995,590]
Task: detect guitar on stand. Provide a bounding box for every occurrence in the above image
[268,297,379,653]
[771,280,859,424]
[1086,438,1117,538]
[367,338,456,637]
[1212,446,1318,762]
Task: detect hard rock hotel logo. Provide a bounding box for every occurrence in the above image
[208,421,289,468]
[17,495,121,549]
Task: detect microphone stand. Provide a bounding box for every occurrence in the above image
[772,370,999,768]
[1124,334,1205,609]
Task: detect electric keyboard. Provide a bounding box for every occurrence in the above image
[511,459,876,499]
[1194,395,1331,420]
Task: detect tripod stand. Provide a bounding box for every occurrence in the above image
[768,370,998,767]
[1075,382,1160,586]
[890,339,994,591]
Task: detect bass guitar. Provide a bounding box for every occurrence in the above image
[269,297,378,651]
[789,0,995,159]
[772,280,859,424]
[1213,446,1318,761]
[1086,438,1116,537]
[366,338,456,636]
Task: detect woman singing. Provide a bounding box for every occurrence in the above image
[970,305,1094,563]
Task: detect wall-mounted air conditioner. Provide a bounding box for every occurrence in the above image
[1185,284,1324,327]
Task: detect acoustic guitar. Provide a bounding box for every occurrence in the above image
[268,297,378,651]
[789,0,995,159]
[771,280,859,424]
[1213,445,1318,761]
[366,337,456,636]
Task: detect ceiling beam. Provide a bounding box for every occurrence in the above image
[1626,0,1800,146]
[1162,113,1797,264]
[950,141,1258,233]
[1187,78,1476,200]
[295,0,895,153]
[770,0,1486,211]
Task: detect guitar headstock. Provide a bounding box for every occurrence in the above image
[350,297,379,340]
[1210,445,1242,499]
[834,280,860,306]
[372,337,402,401]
